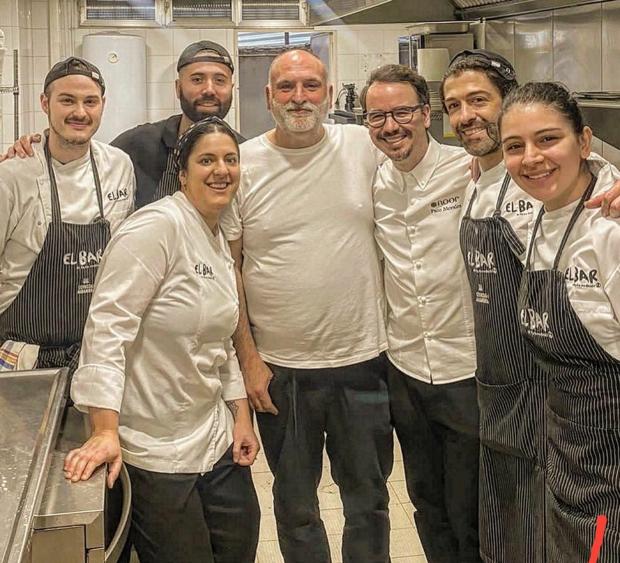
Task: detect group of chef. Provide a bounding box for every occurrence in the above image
[1,33,620,563]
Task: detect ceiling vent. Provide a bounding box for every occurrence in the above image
[308,0,391,25]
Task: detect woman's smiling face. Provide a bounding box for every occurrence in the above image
[179,131,240,221]
[501,101,592,211]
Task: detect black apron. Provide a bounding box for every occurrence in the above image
[460,174,547,562]
[153,148,179,202]
[0,139,111,372]
[520,177,620,562]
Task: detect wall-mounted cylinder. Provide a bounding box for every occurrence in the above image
[82,32,147,143]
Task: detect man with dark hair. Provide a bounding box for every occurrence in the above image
[3,41,242,209]
[0,57,135,372]
[441,49,620,563]
[361,63,481,563]
[112,40,243,207]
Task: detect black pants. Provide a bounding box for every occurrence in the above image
[388,362,481,563]
[257,355,394,563]
[126,447,260,563]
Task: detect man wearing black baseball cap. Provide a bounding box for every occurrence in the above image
[111,39,243,207]
[4,41,243,209]
[0,56,135,373]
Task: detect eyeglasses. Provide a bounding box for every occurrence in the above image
[363,104,426,128]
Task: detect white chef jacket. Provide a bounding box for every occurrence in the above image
[0,136,135,314]
[220,124,388,368]
[373,135,477,384]
[464,154,614,263]
[72,191,246,474]
[528,163,620,360]
[463,160,535,257]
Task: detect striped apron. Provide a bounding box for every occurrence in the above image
[520,177,620,562]
[0,139,111,372]
[460,174,547,562]
[153,148,179,202]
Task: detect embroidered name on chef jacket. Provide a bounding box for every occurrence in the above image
[475,284,490,304]
[77,276,95,295]
[64,249,104,269]
[107,187,129,202]
[430,195,461,214]
[467,249,497,274]
[520,307,554,339]
[565,265,601,289]
[504,198,534,217]
[194,262,215,280]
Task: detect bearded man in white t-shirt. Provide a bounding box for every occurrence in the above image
[220,49,393,563]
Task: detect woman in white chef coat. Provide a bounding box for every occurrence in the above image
[63,117,260,563]
[500,82,620,561]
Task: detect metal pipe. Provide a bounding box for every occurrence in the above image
[0,48,19,142]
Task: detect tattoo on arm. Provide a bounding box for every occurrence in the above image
[225,400,239,420]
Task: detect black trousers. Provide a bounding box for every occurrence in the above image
[388,362,481,563]
[256,355,394,563]
[126,447,260,563]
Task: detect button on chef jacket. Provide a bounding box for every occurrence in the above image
[373,136,476,384]
[71,191,246,474]
[0,138,135,314]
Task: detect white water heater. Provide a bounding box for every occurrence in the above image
[82,33,146,143]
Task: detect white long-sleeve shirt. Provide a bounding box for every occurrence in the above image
[373,136,476,384]
[71,191,245,473]
[0,136,135,314]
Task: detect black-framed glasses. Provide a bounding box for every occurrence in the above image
[363,104,426,128]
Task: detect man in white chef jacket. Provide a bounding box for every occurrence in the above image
[0,57,135,372]
[361,64,481,563]
[220,49,393,563]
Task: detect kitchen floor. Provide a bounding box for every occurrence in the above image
[252,432,428,563]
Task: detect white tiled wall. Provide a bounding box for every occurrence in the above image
[327,24,408,103]
[0,0,50,151]
[1,6,410,151]
[73,27,238,130]
[71,24,406,132]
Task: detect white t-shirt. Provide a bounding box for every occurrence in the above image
[0,137,135,314]
[221,124,388,368]
[528,164,620,360]
[72,191,245,473]
[374,137,476,384]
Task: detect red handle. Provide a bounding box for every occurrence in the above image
[588,514,608,563]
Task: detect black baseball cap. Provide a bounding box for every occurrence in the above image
[177,40,234,74]
[448,49,516,81]
[44,56,105,95]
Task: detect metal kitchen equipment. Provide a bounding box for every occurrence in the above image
[574,92,620,151]
[0,369,131,563]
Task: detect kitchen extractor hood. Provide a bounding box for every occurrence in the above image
[309,0,392,24]
[449,0,603,18]
[574,92,620,151]
[309,0,456,25]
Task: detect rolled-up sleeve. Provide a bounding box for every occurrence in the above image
[71,210,172,412]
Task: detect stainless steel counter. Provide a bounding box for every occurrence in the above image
[0,369,68,563]
[0,369,130,563]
